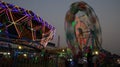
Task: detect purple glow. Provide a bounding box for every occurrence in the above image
[33,16,38,21]
[45,21,48,26]
[29,10,35,16]
[52,27,55,30]
[0,3,7,9]
[11,8,19,12]
[0,0,55,35]
[19,8,25,11]
[48,25,52,29]
[39,17,44,24]
[7,3,14,9]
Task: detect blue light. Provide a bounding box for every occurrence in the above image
[0,23,3,26]
[0,4,6,9]
[19,8,25,11]
[33,16,38,21]
[29,10,35,16]
[12,8,19,12]
[70,61,75,66]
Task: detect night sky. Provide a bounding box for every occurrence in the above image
[3,0,120,55]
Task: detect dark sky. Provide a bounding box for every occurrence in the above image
[3,0,120,55]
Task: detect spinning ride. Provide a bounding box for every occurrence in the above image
[65,1,102,56]
[0,1,55,49]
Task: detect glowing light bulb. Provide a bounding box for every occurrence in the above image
[23,54,27,57]
[95,51,99,55]
[18,46,22,49]
[8,52,10,55]
[62,49,65,52]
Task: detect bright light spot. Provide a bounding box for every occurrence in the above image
[3,52,7,55]
[95,51,99,55]
[18,46,22,49]
[23,54,27,57]
[67,59,73,61]
[117,59,120,64]
[69,59,72,61]
[62,49,65,52]
[8,52,10,55]
[117,59,120,62]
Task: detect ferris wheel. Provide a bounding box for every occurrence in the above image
[65,1,102,56]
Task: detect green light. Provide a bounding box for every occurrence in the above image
[90,45,92,49]
[35,57,38,60]
[0,30,2,32]
[40,30,42,34]
[85,53,88,57]
[41,52,44,56]
[34,57,38,63]
[72,21,76,27]
[41,50,45,56]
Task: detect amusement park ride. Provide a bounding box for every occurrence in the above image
[0,0,119,67]
[0,0,55,50]
[64,1,120,66]
[65,1,103,60]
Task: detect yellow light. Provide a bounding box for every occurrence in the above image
[18,46,22,49]
[62,49,65,52]
[23,54,27,57]
[95,51,99,55]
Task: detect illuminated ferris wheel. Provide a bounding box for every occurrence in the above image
[65,1,102,56]
[0,1,55,49]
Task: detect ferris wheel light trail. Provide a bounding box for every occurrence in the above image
[65,1,102,56]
